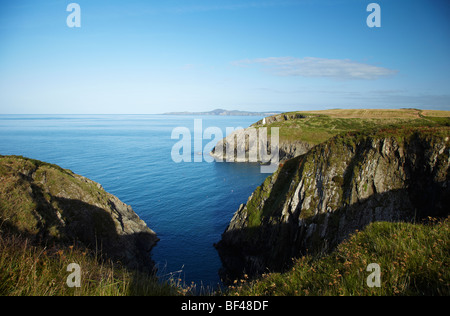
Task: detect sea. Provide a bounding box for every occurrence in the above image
[0,114,268,289]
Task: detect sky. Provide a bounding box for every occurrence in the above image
[0,0,449,114]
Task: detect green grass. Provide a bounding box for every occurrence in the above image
[3,216,448,296]
[254,109,450,145]
[0,155,109,240]
[225,217,450,296]
[0,233,179,296]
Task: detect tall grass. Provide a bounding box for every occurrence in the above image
[226,217,449,296]
[0,233,178,296]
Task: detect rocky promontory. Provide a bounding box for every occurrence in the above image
[210,109,450,164]
[0,155,158,270]
[210,112,313,163]
[215,126,450,281]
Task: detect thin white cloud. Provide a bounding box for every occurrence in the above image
[233,57,398,80]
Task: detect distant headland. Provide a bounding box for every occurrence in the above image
[162,108,282,116]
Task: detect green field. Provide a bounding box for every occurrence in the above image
[254,108,450,144]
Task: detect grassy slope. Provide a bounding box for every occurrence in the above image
[0,155,104,236]
[0,234,178,296]
[226,217,449,296]
[0,155,180,296]
[256,108,450,144]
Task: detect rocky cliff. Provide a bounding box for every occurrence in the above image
[0,156,158,270]
[210,127,312,163]
[215,126,450,281]
[210,113,312,163]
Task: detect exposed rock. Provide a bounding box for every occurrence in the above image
[210,113,313,163]
[0,156,158,271]
[210,127,312,163]
[278,140,313,161]
[252,113,307,125]
[215,127,450,282]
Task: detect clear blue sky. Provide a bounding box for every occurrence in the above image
[0,0,449,114]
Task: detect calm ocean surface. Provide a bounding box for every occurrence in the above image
[0,114,268,288]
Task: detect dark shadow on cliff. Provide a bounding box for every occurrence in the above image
[0,156,166,294]
[1,194,160,295]
[215,182,450,284]
[60,197,158,269]
[2,180,157,274]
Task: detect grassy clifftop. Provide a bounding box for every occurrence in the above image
[0,155,159,267]
[253,108,450,144]
[0,155,177,296]
[211,108,450,163]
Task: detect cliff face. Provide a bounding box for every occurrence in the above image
[0,156,158,270]
[215,127,450,281]
[210,112,315,163]
[252,112,307,125]
[210,127,312,163]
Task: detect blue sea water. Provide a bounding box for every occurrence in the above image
[0,114,268,288]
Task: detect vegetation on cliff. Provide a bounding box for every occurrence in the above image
[216,124,450,291]
[252,108,450,145]
[225,217,449,296]
[0,155,178,296]
[0,233,177,296]
[0,155,159,268]
[241,126,450,234]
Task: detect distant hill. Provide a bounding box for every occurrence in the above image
[163,108,282,116]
